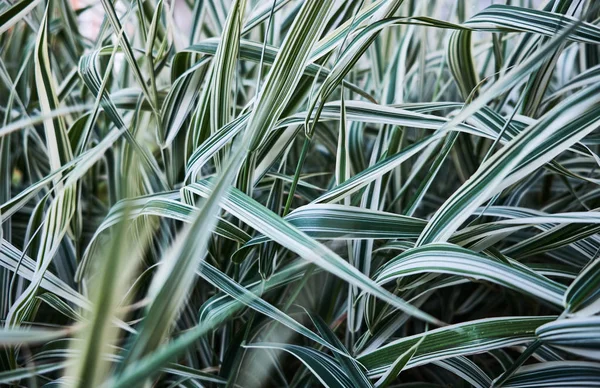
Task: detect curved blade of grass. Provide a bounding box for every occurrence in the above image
[418,59,600,245]
[375,243,565,306]
[536,317,600,360]
[185,179,442,325]
[564,256,600,316]
[358,316,554,377]
[244,343,356,388]
[502,361,600,388]
[0,0,41,35]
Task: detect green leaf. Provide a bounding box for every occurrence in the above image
[358,316,553,376]
[536,317,600,360]
[502,361,600,388]
[375,335,425,388]
[375,243,566,306]
[185,179,442,325]
[0,0,41,35]
[564,256,600,316]
[244,343,357,388]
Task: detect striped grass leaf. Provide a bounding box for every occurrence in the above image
[308,312,372,388]
[304,0,403,135]
[196,260,344,356]
[109,304,307,387]
[450,209,600,251]
[65,217,145,387]
[417,60,600,245]
[241,0,336,145]
[78,45,168,192]
[37,293,82,322]
[465,5,600,43]
[99,0,158,115]
[77,192,250,280]
[0,0,40,35]
[160,57,210,148]
[357,316,554,377]
[310,0,398,61]
[198,260,313,324]
[447,30,479,99]
[241,203,426,247]
[185,100,477,183]
[502,361,600,388]
[0,126,124,224]
[374,243,566,306]
[403,132,459,216]
[0,362,69,385]
[434,356,492,388]
[244,343,357,388]
[336,94,351,186]
[374,335,425,388]
[0,353,228,385]
[182,38,371,99]
[503,222,600,260]
[536,316,600,360]
[102,264,309,384]
[1,239,89,310]
[209,0,247,136]
[5,3,78,328]
[34,2,72,170]
[114,0,337,375]
[313,131,443,204]
[564,256,600,316]
[0,327,71,346]
[184,179,442,325]
[436,14,586,151]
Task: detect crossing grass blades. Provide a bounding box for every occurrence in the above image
[1,0,600,386]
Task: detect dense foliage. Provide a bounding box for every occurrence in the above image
[1,0,600,386]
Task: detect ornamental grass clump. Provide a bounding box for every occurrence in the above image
[1,0,600,386]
